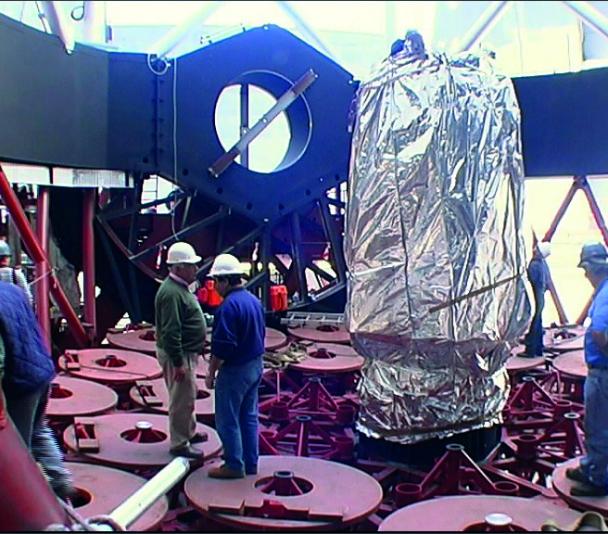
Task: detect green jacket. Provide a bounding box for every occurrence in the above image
[154,277,207,367]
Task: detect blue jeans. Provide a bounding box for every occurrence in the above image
[215,358,263,473]
[580,368,608,488]
[525,288,545,356]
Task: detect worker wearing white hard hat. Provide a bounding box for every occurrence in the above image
[0,240,32,305]
[155,241,207,459]
[523,240,551,357]
[564,242,608,497]
[205,254,266,479]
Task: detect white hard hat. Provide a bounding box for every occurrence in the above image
[209,254,244,277]
[166,242,201,265]
[537,241,551,258]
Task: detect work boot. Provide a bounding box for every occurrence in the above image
[566,466,590,484]
[245,465,258,475]
[570,480,608,497]
[208,464,244,479]
[189,431,208,444]
[170,445,204,460]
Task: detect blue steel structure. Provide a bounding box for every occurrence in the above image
[1,12,608,329]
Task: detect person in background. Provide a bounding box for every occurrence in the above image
[523,241,552,357]
[205,254,265,479]
[0,281,75,500]
[566,242,608,497]
[155,241,207,459]
[0,240,32,305]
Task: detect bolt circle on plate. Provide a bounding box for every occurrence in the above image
[63,413,222,469]
[553,458,608,516]
[58,348,163,385]
[553,351,587,379]
[64,462,168,531]
[47,375,118,419]
[185,455,383,531]
[289,343,364,374]
[378,495,581,532]
[129,377,214,422]
[287,324,350,345]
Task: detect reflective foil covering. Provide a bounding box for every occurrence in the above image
[345,49,530,444]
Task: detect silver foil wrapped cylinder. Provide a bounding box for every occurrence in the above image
[345,41,530,444]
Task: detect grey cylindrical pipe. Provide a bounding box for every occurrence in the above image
[103,457,190,530]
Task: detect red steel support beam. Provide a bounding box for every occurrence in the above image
[36,187,51,349]
[580,177,608,245]
[0,166,89,347]
[542,178,579,242]
[82,189,97,340]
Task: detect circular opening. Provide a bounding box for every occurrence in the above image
[295,415,312,423]
[50,383,73,399]
[254,474,314,496]
[522,376,535,382]
[95,355,127,368]
[316,325,338,332]
[310,349,336,359]
[274,470,294,479]
[196,389,211,400]
[446,443,464,452]
[517,434,537,443]
[136,421,153,430]
[70,488,93,508]
[140,330,156,342]
[555,400,571,408]
[565,412,580,419]
[493,481,520,495]
[120,426,167,443]
[395,482,422,496]
[214,73,312,174]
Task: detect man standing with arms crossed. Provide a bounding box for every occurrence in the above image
[566,242,608,496]
[205,254,265,479]
[155,242,207,459]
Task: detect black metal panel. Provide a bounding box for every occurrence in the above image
[2,11,608,183]
[156,25,356,222]
[0,14,109,168]
[107,53,157,174]
[513,68,608,177]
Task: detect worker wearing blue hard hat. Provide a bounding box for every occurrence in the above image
[566,242,608,496]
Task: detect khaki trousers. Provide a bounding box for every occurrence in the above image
[156,349,198,449]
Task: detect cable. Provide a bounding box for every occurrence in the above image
[146,54,170,76]
[70,3,85,22]
[170,56,184,243]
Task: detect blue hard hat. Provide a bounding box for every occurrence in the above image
[578,242,608,268]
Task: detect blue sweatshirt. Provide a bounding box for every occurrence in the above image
[211,287,265,366]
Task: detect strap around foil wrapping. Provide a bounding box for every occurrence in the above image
[428,272,522,314]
